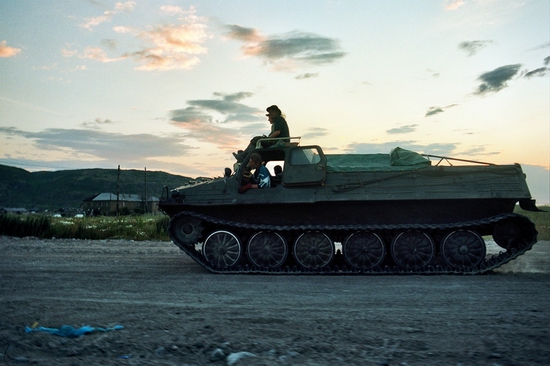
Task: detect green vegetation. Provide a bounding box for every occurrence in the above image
[0,214,51,238]
[0,206,548,242]
[0,214,170,241]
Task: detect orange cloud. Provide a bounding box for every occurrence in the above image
[76,5,208,70]
[81,11,115,31]
[444,0,465,11]
[81,1,136,31]
[81,47,125,63]
[0,40,22,58]
[160,5,185,15]
[140,24,208,54]
[125,8,209,70]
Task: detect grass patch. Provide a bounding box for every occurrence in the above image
[0,214,51,238]
[0,214,170,241]
[0,206,547,241]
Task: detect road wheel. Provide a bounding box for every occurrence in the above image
[168,213,203,246]
[391,230,435,269]
[441,230,486,268]
[293,231,334,270]
[343,231,385,269]
[247,231,288,269]
[203,230,242,269]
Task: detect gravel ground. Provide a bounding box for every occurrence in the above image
[1,236,549,365]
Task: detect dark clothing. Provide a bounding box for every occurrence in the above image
[271,116,290,140]
[233,115,290,162]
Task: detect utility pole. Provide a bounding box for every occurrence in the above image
[116,165,120,217]
[144,167,148,214]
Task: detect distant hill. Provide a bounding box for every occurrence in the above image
[0,164,195,211]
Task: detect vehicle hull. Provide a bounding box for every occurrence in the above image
[160,197,517,230]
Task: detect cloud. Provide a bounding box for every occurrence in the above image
[81,1,136,30]
[426,68,440,78]
[529,41,550,51]
[170,107,212,124]
[386,125,418,134]
[425,107,444,117]
[424,104,457,117]
[62,43,125,63]
[224,25,263,43]
[459,145,500,157]
[81,12,115,31]
[169,108,239,148]
[458,40,493,56]
[169,92,265,149]
[523,67,548,78]
[81,118,116,129]
[101,39,118,50]
[0,126,191,163]
[344,141,506,165]
[452,128,474,135]
[114,1,136,12]
[0,40,22,58]
[302,127,329,139]
[0,96,252,175]
[444,0,465,11]
[345,141,458,156]
[113,26,132,34]
[521,56,550,78]
[473,64,522,95]
[61,45,79,57]
[160,5,185,15]
[187,92,259,122]
[224,25,346,70]
[295,73,319,80]
[121,8,209,70]
[77,5,208,70]
[81,46,126,62]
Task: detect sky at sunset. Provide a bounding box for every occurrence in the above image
[1,0,549,204]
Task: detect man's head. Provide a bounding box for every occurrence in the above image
[266,105,281,122]
[248,153,263,169]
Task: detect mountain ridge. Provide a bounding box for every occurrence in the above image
[0,164,194,211]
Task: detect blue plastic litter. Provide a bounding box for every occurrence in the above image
[25,324,124,338]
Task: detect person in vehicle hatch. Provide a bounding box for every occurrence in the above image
[239,153,271,193]
[274,165,283,179]
[233,105,290,162]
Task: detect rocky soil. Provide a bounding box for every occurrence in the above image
[1,236,549,365]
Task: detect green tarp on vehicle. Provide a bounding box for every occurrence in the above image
[326,147,431,172]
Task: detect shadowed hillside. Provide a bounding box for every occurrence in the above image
[0,164,194,211]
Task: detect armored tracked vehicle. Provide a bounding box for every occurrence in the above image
[158,137,541,274]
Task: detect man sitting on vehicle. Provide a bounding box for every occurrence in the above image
[233,105,290,162]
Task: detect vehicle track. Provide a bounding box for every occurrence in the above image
[168,211,538,275]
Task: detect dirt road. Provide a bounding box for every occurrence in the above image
[1,236,549,365]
